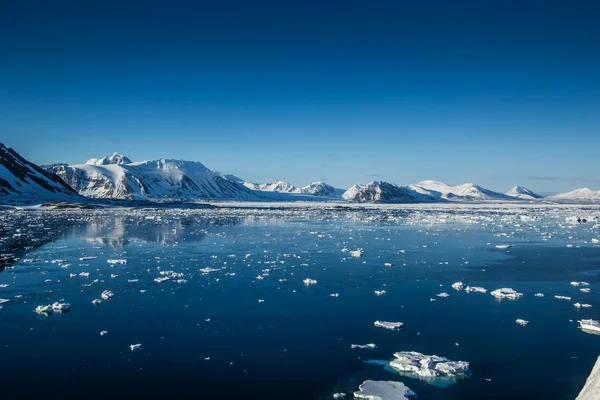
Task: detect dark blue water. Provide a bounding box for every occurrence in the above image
[1,206,599,399]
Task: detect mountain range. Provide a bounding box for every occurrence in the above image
[1,143,598,205]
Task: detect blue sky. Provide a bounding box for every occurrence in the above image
[1,0,599,193]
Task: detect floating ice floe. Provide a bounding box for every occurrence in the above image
[592,239,600,244]
[384,263,395,267]
[581,288,591,293]
[101,290,114,300]
[303,278,317,286]
[92,298,102,305]
[465,286,487,294]
[52,302,70,313]
[79,256,98,261]
[129,344,142,351]
[451,282,464,291]
[491,288,523,300]
[35,305,53,316]
[351,343,377,350]
[332,392,346,399]
[0,298,10,304]
[579,319,600,335]
[100,331,108,336]
[79,272,90,278]
[349,249,364,258]
[0,284,10,288]
[535,293,544,297]
[374,290,386,296]
[330,293,340,297]
[574,303,592,308]
[353,380,416,400]
[436,292,450,298]
[388,351,470,385]
[107,259,127,265]
[154,276,170,283]
[554,295,571,301]
[495,244,512,249]
[515,319,529,326]
[571,281,589,287]
[374,321,404,331]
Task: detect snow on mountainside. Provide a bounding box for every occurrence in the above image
[241,179,341,198]
[546,188,600,203]
[0,143,80,203]
[298,181,338,197]
[504,185,542,200]
[410,180,512,201]
[45,154,257,201]
[343,181,438,203]
[245,180,299,193]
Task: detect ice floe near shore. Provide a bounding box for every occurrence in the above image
[353,380,416,400]
[374,321,404,330]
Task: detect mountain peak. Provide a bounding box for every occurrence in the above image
[505,185,541,200]
[86,152,132,166]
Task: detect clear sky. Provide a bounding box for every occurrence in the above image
[1,0,599,193]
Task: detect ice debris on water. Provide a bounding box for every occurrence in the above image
[332,393,346,399]
[465,286,487,294]
[35,305,53,316]
[491,288,522,300]
[374,321,403,330]
[388,351,470,383]
[52,302,70,313]
[436,292,450,298]
[351,343,377,350]
[535,293,544,297]
[495,244,512,249]
[353,380,416,400]
[451,282,464,291]
[107,259,127,265]
[92,299,102,305]
[101,290,114,300]
[554,295,571,301]
[374,290,386,296]
[100,331,108,336]
[581,288,591,293]
[349,249,364,258]
[515,319,529,326]
[579,319,600,334]
[79,256,97,261]
[303,278,317,286]
[574,303,592,308]
[129,344,142,351]
[571,282,590,287]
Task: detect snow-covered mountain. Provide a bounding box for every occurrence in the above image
[504,185,542,200]
[410,180,512,201]
[244,180,298,193]
[343,181,438,203]
[241,179,341,198]
[0,143,81,203]
[298,181,338,197]
[546,188,600,203]
[45,154,258,201]
[86,152,132,166]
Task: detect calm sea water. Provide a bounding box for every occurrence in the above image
[1,205,599,399]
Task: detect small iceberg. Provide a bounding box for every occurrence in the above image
[349,249,364,258]
[52,302,70,313]
[374,321,403,331]
[579,319,600,335]
[515,319,529,326]
[491,288,523,300]
[92,298,103,305]
[387,351,470,387]
[465,286,487,294]
[535,293,544,297]
[100,331,108,336]
[495,244,512,249]
[451,282,464,291]
[436,292,450,298]
[374,290,386,296]
[353,380,416,400]
[554,295,571,301]
[129,343,142,351]
[101,290,114,300]
[351,343,377,350]
[107,259,127,265]
[35,305,53,316]
[303,278,317,286]
[574,303,592,308]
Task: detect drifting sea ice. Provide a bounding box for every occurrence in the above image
[436,292,450,298]
[107,259,127,265]
[374,321,404,331]
[351,343,377,350]
[35,305,53,316]
[465,286,487,294]
[92,299,102,305]
[495,244,512,249]
[374,290,386,296]
[51,302,70,313]
[574,303,592,308]
[0,298,10,304]
[353,380,416,400]
[101,290,114,300]
[387,351,470,386]
[515,319,529,326]
[349,249,364,258]
[555,295,571,301]
[451,282,464,291]
[491,288,523,300]
[581,288,591,293]
[129,344,142,351]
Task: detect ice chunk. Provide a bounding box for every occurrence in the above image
[0,298,10,304]
[555,295,571,301]
[388,351,469,383]
[374,290,386,296]
[35,305,53,316]
[330,293,340,297]
[574,303,592,308]
[100,331,108,336]
[101,290,114,300]
[465,286,487,294]
[581,288,591,293]
[154,276,170,283]
[79,272,90,278]
[52,302,70,313]
[579,319,600,335]
[351,343,377,350]
[92,298,102,305]
[374,321,404,330]
[516,319,529,326]
[353,380,416,400]
[436,292,450,298]
[349,249,364,258]
[129,344,142,351]
[451,282,464,291]
[384,263,395,267]
[535,293,544,297]
[332,393,346,399]
[491,288,523,300]
[495,244,512,249]
[79,256,98,261]
[107,259,127,265]
[303,278,317,286]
